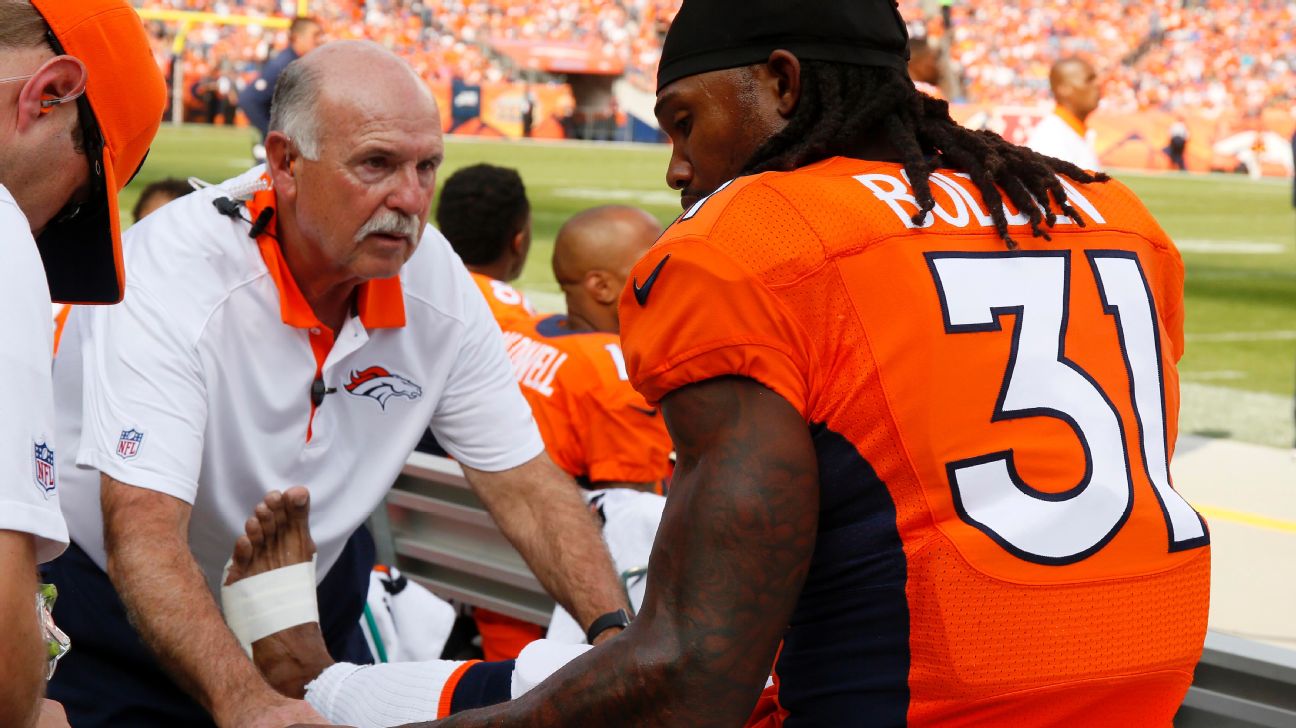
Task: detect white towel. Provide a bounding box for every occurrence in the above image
[360,566,456,663]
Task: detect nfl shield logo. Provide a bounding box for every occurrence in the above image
[118,428,144,460]
[33,441,55,496]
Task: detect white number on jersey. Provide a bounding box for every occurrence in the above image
[927,251,1207,564]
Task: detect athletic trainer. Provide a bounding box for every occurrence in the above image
[45,41,626,727]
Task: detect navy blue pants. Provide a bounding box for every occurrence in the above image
[44,527,376,727]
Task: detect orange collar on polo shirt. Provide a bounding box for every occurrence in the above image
[1054,106,1088,137]
[242,177,407,440]
[242,178,407,332]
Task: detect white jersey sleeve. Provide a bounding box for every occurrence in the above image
[428,264,545,472]
[76,282,207,503]
[0,187,69,563]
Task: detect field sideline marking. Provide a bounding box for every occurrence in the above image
[1194,504,1296,535]
[1176,239,1289,255]
[1186,330,1296,343]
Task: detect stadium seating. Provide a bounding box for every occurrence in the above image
[135,0,1294,116]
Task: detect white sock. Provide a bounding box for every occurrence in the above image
[304,640,593,725]
[305,660,463,727]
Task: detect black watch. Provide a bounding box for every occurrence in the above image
[585,608,631,644]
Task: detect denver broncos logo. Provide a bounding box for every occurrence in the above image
[344,366,423,410]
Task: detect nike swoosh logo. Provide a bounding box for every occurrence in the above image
[629,405,659,417]
[632,254,671,307]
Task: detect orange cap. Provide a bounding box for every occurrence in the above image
[29,0,167,304]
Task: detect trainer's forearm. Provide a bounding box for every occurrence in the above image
[0,531,46,728]
[103,484,279,726]
[467,457,627,630]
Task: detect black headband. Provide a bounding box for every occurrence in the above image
[657,0,911,94]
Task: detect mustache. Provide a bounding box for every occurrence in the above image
[355,209,422,244]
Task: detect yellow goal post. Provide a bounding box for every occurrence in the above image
[135,1,309,124]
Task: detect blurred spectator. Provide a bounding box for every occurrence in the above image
[1165,118,1189,171]
[132,178,194,223]
[1026,57,1102,171]
[908,36,943,99]
[130,1,1296,116]
[237,16,324,142]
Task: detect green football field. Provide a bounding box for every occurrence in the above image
[123,125,1296,446]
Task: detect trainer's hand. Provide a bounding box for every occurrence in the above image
[236,697,330,728]
[36,700,70,728]
[590,625,624,646]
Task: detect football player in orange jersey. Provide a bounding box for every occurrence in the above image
[416,1,1211,727]
[505,205,672,492]
[433,163,544,661]
[437,163,537,326]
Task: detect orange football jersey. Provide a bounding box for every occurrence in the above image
[471,272,536,327]
[501,313,672,487]
[620,158,1210,727]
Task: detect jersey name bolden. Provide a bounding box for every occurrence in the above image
[855,170,1107,231]
[502,330,568,398]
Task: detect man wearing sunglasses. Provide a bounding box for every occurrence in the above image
[0,1,165,726]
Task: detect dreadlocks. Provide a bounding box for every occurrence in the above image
[742,61,1109,248]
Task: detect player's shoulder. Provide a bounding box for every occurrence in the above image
[469,273,533,322]
[118,174,273,326]
[651,158,945,285]
[651,161,869,286]
[399,225,487,325]
[524,315,624,378]
[526,314,616,353]
[1058,175,1174,249]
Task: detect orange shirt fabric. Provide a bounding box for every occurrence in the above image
[470,272,536,327]
[501,313,672,488]
[620,158,1210,727]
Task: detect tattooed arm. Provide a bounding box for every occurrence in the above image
[423,376,820,727]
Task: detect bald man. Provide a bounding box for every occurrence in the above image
[1025,57,1103,171]
[550,205,663,336]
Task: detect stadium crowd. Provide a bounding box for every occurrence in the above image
[136,0,1295,121]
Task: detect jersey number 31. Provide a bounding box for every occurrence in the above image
[927,251,1208,565]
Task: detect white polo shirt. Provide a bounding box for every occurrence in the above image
[0,185,68,563]
[1025,108,1103,172]
[54,168,544,593]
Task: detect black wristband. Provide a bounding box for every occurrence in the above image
[585,608,631,644]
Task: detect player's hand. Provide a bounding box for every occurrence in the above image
[36,700,70,728]
[228,696,331,728]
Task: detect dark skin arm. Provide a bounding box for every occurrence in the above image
[420,376,820,727]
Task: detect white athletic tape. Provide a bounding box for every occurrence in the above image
[221,555,319,656]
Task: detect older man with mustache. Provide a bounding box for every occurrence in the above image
[43,41,628,728]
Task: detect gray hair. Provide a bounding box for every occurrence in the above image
[0,1,50,51]
[268,58,322,160]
